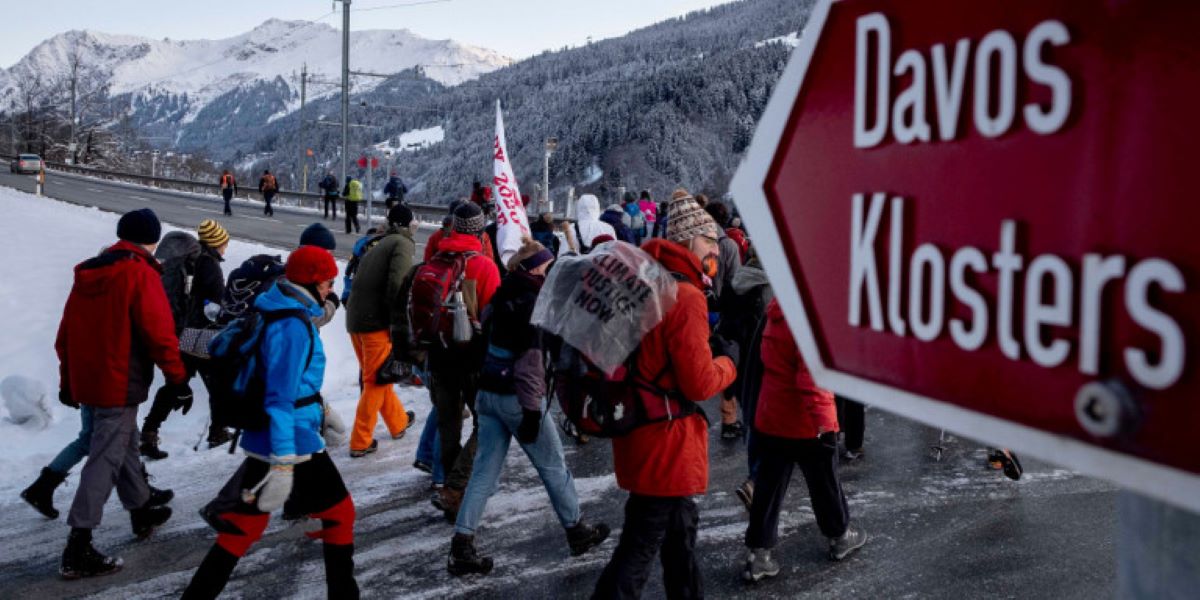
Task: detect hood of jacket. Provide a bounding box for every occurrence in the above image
[437,232,484,254]
[72,240,159,297]
[576,194,602,223]
[641,238,704,288]
[254,279,325,318]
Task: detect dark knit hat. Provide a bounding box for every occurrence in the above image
[507,238,554,273]
[299,222,337,251]
[453,201,485,235]
[286,245,338,285]
[388,204,414,227]
[117,208,162,245]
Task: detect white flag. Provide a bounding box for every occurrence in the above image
[492,100,530,267]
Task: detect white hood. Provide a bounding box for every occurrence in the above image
[563,194,616,255]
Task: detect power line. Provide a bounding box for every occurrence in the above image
[352,0,451,12]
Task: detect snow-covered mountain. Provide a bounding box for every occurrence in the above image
[0,18,510,145]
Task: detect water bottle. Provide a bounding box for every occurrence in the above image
[451,290,473,344]
[203,300,222,323]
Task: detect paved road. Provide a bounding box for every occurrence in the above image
[0,170,437,259]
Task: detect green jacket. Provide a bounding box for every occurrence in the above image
[345,224,416,333]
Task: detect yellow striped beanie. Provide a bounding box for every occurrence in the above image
[197,219,229,248]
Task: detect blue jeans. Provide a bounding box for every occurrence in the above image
[415,404,444,484]
[455,390,580,536]
[49,406,94,474]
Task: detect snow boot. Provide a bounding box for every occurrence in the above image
[60,528,122,580]
[140,463,174,507]
[130,504,172,540]
[566,521,610,556]
[139,431,168,461]
[323,543,360,599]
[21,467,66,519]
[447,533,493,576]
[829,525,868,561]
[182,544,239,599]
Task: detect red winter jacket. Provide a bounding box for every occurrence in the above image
[432,233,500,320]
[611,239,737,497]
[424,228,496,267]
[55,241,188,408]
[754,299,838,439]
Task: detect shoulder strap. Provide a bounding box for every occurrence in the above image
[574,222,589,253]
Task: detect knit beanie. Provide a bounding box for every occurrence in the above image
[665,188,719,245]
[388,204,414,227]
[506,238,554,273]
[285,245,338,285]
[117,208,162,245]
[197,219,229,248]
[453,201,486,235]
[299,222,337,251]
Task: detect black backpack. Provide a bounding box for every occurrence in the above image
[220,254,285,322]
[341,234,386,305]
[155,231,202,335]
[207,308,314,432]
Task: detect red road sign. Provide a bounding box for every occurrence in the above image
[370,157,379,169]
[732,0,1200,510]
[357,156,368,169]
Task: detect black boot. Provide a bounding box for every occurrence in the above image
[140,463,174,507]
[139,431,168,460]
[181,544,239,600]
[447,533,493,576]
[566,521,611,556]
[130,504,172,540]
[323,543,360,599]
[60,528,122,580]
[21,467,66,519]
[207,426,234,450]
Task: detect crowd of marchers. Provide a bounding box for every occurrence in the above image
[17,178,1031,599]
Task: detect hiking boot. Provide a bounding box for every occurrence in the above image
[130,505,172,540]
[61,529,122,580]
[21,467,66,520]
[438,486,464,522]
[392,411,417,440]
[721,421,745,440]
[566,521,610,556]
[413,460,433,474]
[139,431,168,461]
[207,427,234,450]
[139,463,174,507]
[735,479,754,512]
[447,533,493,576]
[996,449,1023,481]
[829,525,867,561]
[349,439,378,458]
[742,548,781,582]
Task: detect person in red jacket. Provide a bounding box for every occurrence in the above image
[592,190,737,600]
[425,200,497,265]
[741,298,867,582]
[55,208,193,579]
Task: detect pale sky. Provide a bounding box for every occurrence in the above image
[3,0,735,68]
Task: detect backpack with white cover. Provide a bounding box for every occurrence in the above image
[408,250,478,349]
[531,242,688,437]
[155,231,202,335]
[221,254,285,322]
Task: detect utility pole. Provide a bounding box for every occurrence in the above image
[300,62,307,110]
[300,63,308,193]
[339,0,351,192]
[68,76,77,165]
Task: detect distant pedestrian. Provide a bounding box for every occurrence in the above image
[318,171,339,220]
[258,170,277,217]
[383,172,408,210]
[219,170,237,216]
[638,190,658,237]
[344,176,363,234]
[55,208,190,579]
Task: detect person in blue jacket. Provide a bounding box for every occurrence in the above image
[183,246,358,600]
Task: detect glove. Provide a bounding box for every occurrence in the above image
[255,462,295,513]
[325,292,341,311]
[165,382,194,415]
[322,403,348,447]
[58,388,79,409]
[709,335,740,370]
[516,409,543,445]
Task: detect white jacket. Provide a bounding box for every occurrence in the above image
[561,194,616,255]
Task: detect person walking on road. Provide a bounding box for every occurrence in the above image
[383,172,408,210]
[345,205,419,457]
[258,170,278,217]
[54,208,191,579]
[319,171,339,221]
[344,176,363,234]
[447,239,609,576]
[182,246,359,600]
[592,190,738,600]
[742,298,867,583]
[219,170,237,216]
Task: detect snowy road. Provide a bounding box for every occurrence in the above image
[0,187,1117,598]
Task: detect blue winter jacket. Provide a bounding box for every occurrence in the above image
[239,280,327,459]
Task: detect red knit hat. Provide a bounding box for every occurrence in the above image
[286,246,338,285]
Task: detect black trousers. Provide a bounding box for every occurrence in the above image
[593,495,702,600]
[222,189,233,215]
[263,191,275,216]
[746,433,849,549]
[836,396,865,451]
[345,201,360,234]
[324,196,338,219]
[430,369,478,490]
[144,354,225,440]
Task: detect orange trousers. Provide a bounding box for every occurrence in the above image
[349,330,409,451]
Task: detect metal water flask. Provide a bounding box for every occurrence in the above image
[452,291,472,343]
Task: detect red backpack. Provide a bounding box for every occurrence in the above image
[408,251,477,349]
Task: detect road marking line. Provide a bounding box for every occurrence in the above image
[185,205,222,214]
[129,195,151,202]
[87,188,103,193]
[244,215,277,223]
